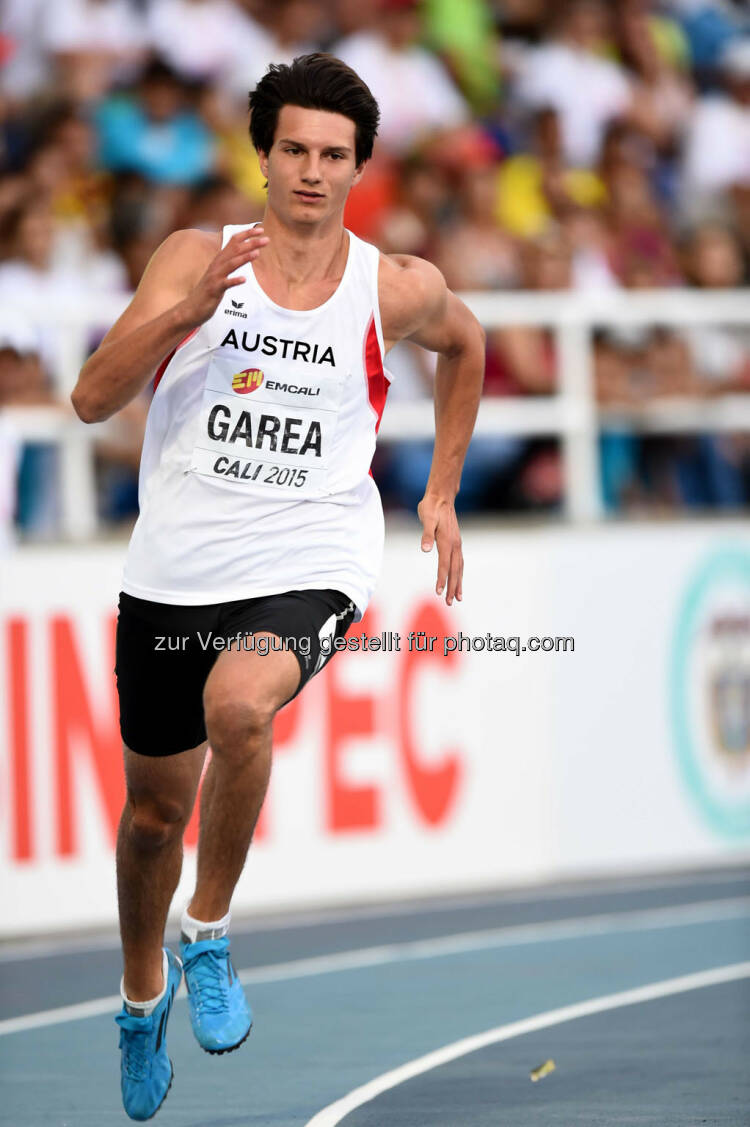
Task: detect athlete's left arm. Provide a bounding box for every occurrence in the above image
[381,255,485,606]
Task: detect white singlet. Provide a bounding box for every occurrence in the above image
[121,225,392,619]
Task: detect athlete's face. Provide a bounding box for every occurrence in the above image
[259,105,365,226]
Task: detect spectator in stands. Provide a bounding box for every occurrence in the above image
[496,106,608,239]
[594,324,649,512]
[94,393,149,527]
[147,0,247,83]
[682,221,750,393]
[491,229,568,399]
[0,169,124,361]
[195,83,268,207]
[179,174,256,231]
[333,0,469,155]
[494,0,548,42]
[617,0,695,154]
[515,0,632,167]
[641,430,746,512]
[35,106,110,225]
[595,324,709,514]
[371,338,438,514]
[94,58,216,185]
[40,0,146,102]
[329,0,379,40]
[0,0,49,99]
[226,0,328,97]
[0,172,27,233]
[598,316,747,514]
[482,229,570,511]
[0,195,84,368]
[644,324,702,397]
[563,207,621,290]
[0,312,49,407]
[24,106,127,290]
[421,0,502,115]
[683,219,747,288]
[682,37,750,219]
[603,134,682,286]
[0,407,20,551]
[434,131,519,292]
[669,0,744,86]
[108,172,174,290]
[373,151,450,256]
[595,331,640,409]
[382,130,523,514]
[0,311,63,537]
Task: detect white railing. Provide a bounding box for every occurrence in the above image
[1,289,749,537]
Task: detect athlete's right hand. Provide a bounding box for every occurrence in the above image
[182,227,269,325]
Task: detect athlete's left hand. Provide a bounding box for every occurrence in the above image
[417,494,463,605]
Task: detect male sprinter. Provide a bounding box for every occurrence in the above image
[72,54,484,1120]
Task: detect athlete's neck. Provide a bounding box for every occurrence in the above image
[256,208,349,288]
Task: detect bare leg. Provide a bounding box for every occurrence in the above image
[117,743,206,1000]
[188,635,300,922]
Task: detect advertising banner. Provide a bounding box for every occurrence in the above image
[2,522,749,936]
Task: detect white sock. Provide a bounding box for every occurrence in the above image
[121,949,168,1017]
[180,907,231,944]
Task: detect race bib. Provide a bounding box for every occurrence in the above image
[190,352,346,497]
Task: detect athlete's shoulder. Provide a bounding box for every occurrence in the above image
[137,227,220,297]
[167,227,221,249]
[378,252,448,341]
[378,252,446,301]
[156,228,221,269]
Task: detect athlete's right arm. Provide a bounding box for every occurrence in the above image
[71,226,269,423]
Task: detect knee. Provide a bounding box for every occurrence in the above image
[204,695,276,761]
[126,794,189,852]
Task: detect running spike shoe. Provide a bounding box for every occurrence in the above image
[180,935,252,1054]
[115,948,182,1121]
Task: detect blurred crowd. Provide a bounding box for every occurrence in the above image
[1,0,750,538]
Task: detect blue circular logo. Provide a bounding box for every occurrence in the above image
[670,546,750,839]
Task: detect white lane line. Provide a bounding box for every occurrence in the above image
[3,865,748,962]
[1,896,748,1037]
[0,993,123,1035]
[304,961,750,1127]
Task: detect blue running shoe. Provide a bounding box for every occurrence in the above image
[115,949,182,1121]
[180,935,252,1054]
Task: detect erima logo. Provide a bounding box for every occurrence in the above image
[220,329,335,366]
[232,368,264,395]
[224,299,247,318]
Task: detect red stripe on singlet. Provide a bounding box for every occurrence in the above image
[153,327,199,391]
[363,314,388,432]
[363,313,388,480]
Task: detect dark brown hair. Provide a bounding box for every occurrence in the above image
[249,53,379,167]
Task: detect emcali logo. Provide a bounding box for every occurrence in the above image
[231,368,264,394]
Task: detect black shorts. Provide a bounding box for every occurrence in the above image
[115,588,356,757]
